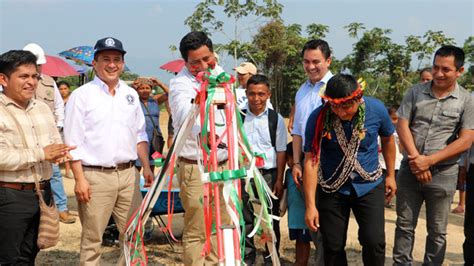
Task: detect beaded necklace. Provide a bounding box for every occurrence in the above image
[312,101,382,193]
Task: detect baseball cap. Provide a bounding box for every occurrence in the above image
[94,37,126,55]
[23,43,47,65]
[234,62,257,75]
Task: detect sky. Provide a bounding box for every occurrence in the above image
[0,0,472,82]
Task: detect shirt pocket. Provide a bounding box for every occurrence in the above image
[437,109,461,130]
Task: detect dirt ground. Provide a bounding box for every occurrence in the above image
[36,112,466,265]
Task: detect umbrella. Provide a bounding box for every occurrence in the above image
[59,46,94,66]
[160,59,185,73]
[42,55,79,77]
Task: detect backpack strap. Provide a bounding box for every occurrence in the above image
[267,108,278,149]
[242,108,278,149]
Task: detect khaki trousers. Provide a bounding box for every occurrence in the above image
[78,166,142,266]
[177,161,231,265]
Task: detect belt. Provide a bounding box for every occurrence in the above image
[178,157,227,165]
[0,180,50,191]
[83,161,135,171]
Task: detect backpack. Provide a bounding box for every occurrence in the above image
[241,108,278,149]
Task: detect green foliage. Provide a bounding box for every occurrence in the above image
[120,71,139,82]
[184,2,469,112]
[459,36,474,91]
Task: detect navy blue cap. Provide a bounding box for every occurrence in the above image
[94,37,126,55]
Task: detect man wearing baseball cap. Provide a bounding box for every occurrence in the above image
[64,36,153,265]
[23,43,76,224]
[234,62,273,110]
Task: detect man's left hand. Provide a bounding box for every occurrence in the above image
[385,175,397,203]
[408,154,433,173]
[273,179,284,199]
[143,167,154,187]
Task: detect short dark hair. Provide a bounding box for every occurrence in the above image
[57,80,70,88]
[301,39,331,59]
[246,74,270,91]
[0,50,37,77]
[419,67,432,76]
[325,74,358,99]
[179,31,213,62]
[434,45,465,70]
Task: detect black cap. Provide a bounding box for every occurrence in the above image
[94,37,126,55]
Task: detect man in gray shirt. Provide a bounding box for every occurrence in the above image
[393,45,474,265]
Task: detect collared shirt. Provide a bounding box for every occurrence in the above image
[243,107,287,169]
[0,93,61,183]
[169,65,229,161]
[398,81,474,166]
[304,97,395,197]
[64,76,148,167]
[292,71,333,147]
[235,86,273,110]
[35,74,65,128]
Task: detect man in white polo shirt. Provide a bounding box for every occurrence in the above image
[64,37,153,265]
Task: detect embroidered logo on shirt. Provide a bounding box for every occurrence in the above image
[105,38,115,47]
[126,94,135,105]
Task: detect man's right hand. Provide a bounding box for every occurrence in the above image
[415,169,432,184]
[292,164,303,187]
[43,144,71,162]
[305,205,320,232]
[75,178,91,203]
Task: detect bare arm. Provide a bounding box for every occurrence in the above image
[71,160,91,203]
[409,129,474,172]
[303,151,320,231]
[396,118,419,157]
[381,135,397,201]
[273,151,286,198]
[137,141,154,187]
[292,135,303,186]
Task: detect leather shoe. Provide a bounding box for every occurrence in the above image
[59,211,76,224]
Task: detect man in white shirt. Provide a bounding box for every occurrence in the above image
[291,39,333,266]
[64,37,153,265]
[169,31,230,265]
[292,39,333,185]
[241,74,287,264]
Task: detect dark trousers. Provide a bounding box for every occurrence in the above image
[317,181,386,266]
[0,185,52,265]
[464,164,474,265]
[241,168,280,265]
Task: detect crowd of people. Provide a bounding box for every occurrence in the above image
[0,30,472,266]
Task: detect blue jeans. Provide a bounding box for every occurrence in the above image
[50,163,68,212]
[393,162,457,265]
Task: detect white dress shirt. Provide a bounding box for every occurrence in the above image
[243,107,287,169]
[64,76,148,167]
[169,66,229,161]
[292,71,333,147]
